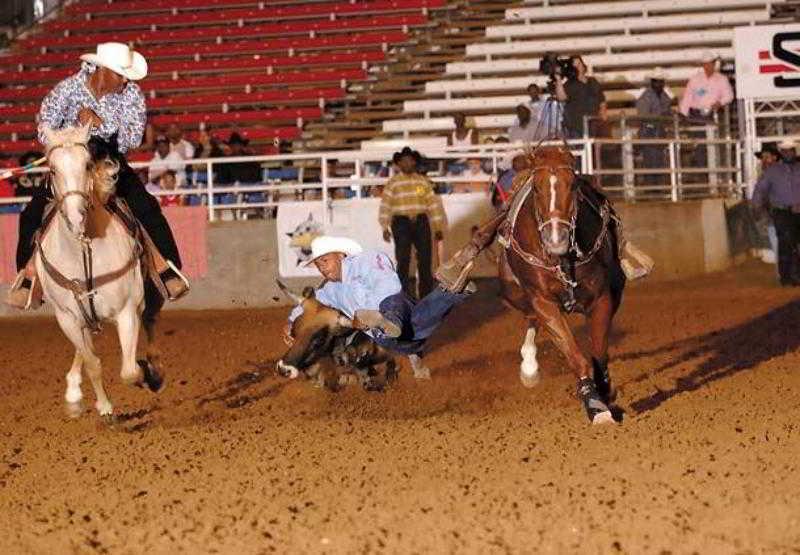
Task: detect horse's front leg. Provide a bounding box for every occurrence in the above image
[519,323,540,388]
[55,311,112,419]
[587,291,616,405]
[116,303,143,387]
[529,295,614,425]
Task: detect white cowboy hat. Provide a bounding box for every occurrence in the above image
[649,67,666,81]
[80,42,147,81]
[303,236,363,266]
[778,139,797,150]
[701,51,718,63]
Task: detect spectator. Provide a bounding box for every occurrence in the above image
[636,67,673,185]
[379,147,447,298]
[157,170,184,207]
[493,153,529,208]
[326,158,354,199]
[563,55,606,138]
[751,140,800,286]
[216,132,261,185]
[149,135,186,185]
[755,142,781,265]
[508,105,537,144]
[679,52,734,120]
[530,81,566,141]
[494,136,512,172]
[453,158,490,194]
[167,123,195,160]
[449,112,478,148]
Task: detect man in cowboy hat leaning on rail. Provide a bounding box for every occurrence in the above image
[6,42,189,309]
[751,139,800,286]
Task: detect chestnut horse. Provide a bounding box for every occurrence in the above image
[499,145,625,424]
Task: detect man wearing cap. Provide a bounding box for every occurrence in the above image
[751,139,800,286]
[6,42,188,309]
[283,236,472,356]
[636,67,673,185]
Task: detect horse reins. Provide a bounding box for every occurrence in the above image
[36,139,143,332]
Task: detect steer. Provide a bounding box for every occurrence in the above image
[275,281,398,391]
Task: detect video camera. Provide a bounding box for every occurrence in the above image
[539,52,576,82]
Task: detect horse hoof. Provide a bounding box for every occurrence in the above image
[519,371,540,388]
[138,359,165,393]
[413,367,431,380]
[591,410,616,426]
[64,401,83,419]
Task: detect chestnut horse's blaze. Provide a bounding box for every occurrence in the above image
[500,145,625,425]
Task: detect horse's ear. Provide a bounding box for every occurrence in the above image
[42,126,57,146]
[78,122,92,142]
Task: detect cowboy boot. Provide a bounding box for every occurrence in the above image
[436,211,507,293]
[4,271,42,311]
[620,240,655,280]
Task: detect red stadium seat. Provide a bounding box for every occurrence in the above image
[0,139,40,153]
[0,87,50,102]
[0,51,382,86]
[149,107,322,127]
[0,104,40,118]
[141,68,366,93]
[51,1,443,31]
[147,87,345,109]
[20,14,428,49]
[0,31,409,69]
[66,0,442,17]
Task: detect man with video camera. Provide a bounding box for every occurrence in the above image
[546,55,606,139]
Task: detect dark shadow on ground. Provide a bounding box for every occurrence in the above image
[623,299,800,414]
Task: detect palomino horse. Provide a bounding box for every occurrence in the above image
[500,145,625,425]
[37,125,162,421]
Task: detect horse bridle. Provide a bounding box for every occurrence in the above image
[529,164,579,238]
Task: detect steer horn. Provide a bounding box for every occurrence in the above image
[276,278,304,305]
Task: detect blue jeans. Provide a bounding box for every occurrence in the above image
[373,287,468,355]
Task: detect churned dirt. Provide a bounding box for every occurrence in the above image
[1,260,799,554]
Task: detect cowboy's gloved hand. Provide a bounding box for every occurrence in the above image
[434,230,444,241]
[78,108,103,129]
[351,315,369,331]
[282,323,294,346]
[382,229,392,242]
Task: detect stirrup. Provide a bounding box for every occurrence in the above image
[165,260,191,301]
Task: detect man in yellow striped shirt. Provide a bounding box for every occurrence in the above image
[379,148,447,298]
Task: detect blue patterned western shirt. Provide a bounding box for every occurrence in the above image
[37,63,146,153]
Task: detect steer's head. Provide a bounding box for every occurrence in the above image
[275,279,353,379]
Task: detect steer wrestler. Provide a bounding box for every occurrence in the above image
[283,236,474,359]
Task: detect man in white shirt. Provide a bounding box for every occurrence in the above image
[149,135,186,185]
[508,105,538,144]
[166,123,195,160]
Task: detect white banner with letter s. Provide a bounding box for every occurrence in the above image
[735,23,800,100]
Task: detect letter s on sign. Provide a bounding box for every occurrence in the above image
[774,31,800,89]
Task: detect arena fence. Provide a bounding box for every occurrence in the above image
[0,137,746,221]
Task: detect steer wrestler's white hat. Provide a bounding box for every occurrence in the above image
[778,139,797,150]
[304,236,363,266]
[80,42,148,81]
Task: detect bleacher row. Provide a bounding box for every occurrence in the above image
[0,0,448,156]
[380,0,786,137]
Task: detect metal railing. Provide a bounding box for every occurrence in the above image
[0,137,746,221]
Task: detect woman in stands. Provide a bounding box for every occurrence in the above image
[6,42,188,309]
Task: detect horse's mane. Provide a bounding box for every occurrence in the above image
[48,126,120,204]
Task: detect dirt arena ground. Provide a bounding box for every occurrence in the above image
[1,260,799,554]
